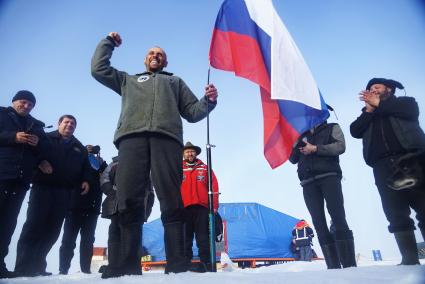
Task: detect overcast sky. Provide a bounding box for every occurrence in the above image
[1,0,425,272]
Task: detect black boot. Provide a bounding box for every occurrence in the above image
[101,211,143,279]
[164,222,190,274]
[101,242,123,279]
[320,243,341,269]
[119,222,143,276]
[394,231,420,265]
[335,239,357,268]
[0,267,18,279]
[334,230,357,268]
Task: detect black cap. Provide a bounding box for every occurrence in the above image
[12,90,36,105]
[366,78,404,91]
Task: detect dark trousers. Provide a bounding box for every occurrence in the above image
[116,133,184,222]
[0,180,28,272]
[184,205,210,263]
[59,210,99,273]
[299,245,313,261]
[114,133,184,272]
[373,157,425,233]
[15,185,71,274]
[302,175,350,244]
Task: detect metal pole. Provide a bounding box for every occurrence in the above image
[206,66,217,272]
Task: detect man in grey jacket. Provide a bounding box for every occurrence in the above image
[91,32,218,278]
[289,121,356,269]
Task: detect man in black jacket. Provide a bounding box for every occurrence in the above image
[350,78,425,265]
[0,91,48,279]
[14,115,91,277]
[59,145,107,275]
[290,121,356,269]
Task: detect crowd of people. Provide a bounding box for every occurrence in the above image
[1,31,424,279]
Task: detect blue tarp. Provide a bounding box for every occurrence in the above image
[142,202,300,261]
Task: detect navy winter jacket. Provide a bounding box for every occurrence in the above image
[0,106,48,184]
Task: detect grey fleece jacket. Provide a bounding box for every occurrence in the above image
[91,37,216,146]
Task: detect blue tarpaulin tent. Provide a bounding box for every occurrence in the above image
[142,202,300,261]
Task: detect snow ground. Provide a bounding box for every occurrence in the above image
[1,259,424,284]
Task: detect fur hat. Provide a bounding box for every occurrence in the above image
[366,78,404,91]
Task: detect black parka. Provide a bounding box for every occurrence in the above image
[350,95,425,166]
[0,106,48,184]
[32,131,91,188]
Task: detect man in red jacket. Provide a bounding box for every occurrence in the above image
[181,142,219,273]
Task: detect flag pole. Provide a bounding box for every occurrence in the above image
[206,65,217,272]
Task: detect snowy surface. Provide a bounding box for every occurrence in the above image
[1,258,424,284]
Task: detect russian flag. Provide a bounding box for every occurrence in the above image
[209,0,329,169]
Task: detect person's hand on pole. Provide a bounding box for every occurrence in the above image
[205,84,218,102]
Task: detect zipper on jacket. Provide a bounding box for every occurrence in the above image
[149,74,156,130]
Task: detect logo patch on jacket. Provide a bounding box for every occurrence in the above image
[73,147,81,153]
[197,175,205,181]
[137,75,150,83]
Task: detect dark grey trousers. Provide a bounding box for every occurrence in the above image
[116,133,184,224]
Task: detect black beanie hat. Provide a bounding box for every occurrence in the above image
[366,78,404,91]
[12,90,36,105]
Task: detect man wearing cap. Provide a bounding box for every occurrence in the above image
[91,32,218,277]
[0,91,48,279]
[289,121,357,269]
[181,142,219,273]
[350,78,425,265]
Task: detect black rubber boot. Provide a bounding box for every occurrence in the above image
[119,221,143,276]
[335,239,357,268]
[164,222,190,274]
[101,242,123,279]
[320,243,341,269]
[394,231,420,265]
[102,211,143,279]
[0,267,18,279]
[334,230,357,268]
